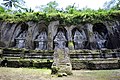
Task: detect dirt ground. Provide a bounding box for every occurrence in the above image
[0,67,120,80]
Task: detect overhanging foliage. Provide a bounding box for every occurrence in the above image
[0,9,120,25]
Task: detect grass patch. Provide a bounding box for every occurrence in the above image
[0,67,120,80]
[79,70,120,80]
[0,67,51,80]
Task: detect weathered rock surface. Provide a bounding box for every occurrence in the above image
[0,20,120,50]
[52,48,72,75]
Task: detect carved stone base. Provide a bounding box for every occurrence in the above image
[52,48,72,75]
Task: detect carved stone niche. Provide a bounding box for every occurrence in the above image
[92,23,108,49]
[33,21,48,50]
[34,28,48,50]
[72,28,87,50]
[53,27,68,49]
[15,23,28,48]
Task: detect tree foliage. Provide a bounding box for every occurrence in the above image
[0,6,5,13]
[0,9,120,25]
[104,0,120,10]
[0,0,120,25]
[1,0,25,11]
[65,3,78,14]
[36,1,58,13]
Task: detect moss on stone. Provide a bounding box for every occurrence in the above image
[51,66,59,74]
[68,41,74,50]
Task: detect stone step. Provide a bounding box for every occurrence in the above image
[25,53,53,56]
[2,52,53,59]
[2,57,21,59]
[70,53,120,59]
[3,50,23,54]
[2,54,21,57]
[24,56,53,59]
[71,59,120,70]
[71,58,120,62]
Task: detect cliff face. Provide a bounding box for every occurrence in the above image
[0,20,120,50]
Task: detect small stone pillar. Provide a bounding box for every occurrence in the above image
[68,41,74,50]
[51,48,72,75]
[0,49,3,58]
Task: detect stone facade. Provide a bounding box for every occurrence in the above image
[0,21,120,50]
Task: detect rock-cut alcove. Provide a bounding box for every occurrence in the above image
[72,28,87,49]
[53,27,68,49]
[92,23,108,49]
[15,23,28,48]
[34,28,48,50]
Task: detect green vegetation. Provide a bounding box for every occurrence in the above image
[0,9,120,24]
[36,1,58,13]
[68,41,74,50]
[0,0,120,25]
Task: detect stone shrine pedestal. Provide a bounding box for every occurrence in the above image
[51,48,72,75]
